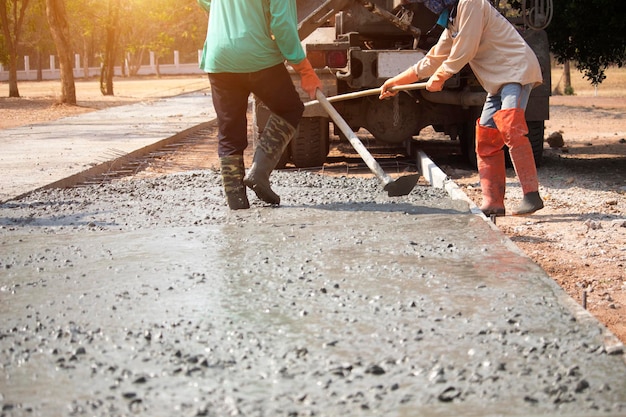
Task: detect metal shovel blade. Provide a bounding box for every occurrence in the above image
[383,173,420,197]
[315,90,419,197]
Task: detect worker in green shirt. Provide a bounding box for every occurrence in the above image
[198,0,321,209]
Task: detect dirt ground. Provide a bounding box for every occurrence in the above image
[1,76,625,344]
[447,112,626,343]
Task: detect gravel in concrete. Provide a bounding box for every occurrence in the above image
[1,170,625,417]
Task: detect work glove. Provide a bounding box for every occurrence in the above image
[426,67,453,92]
[379,66,419,100]
[291,58,322,99]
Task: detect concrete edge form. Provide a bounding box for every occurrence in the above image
[415,149,626,361]
[416,150,485,218]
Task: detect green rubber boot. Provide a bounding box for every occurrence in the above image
[243,114,296,205]
[220,155,249,210]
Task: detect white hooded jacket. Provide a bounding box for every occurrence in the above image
[415,0,543,94]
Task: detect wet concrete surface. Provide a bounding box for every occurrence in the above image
[0,91,214,202]
[1,170,626,416]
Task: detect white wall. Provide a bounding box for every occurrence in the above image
[0,51,206,82]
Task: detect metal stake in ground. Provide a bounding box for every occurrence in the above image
[315,89,420,197]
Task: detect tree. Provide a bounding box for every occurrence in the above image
[21,0,52,81]
[147,0,201,77]
[100,0,119,95]
[118,0,205,76]
[45,0,75,104]
[148,32,174,78]
[0,33,8,69]
[548,0,626,86]
[5,0,206,87]
[0,0,31,97]
[116,1,150,76]
[562,60,572,95]
[66,0,98,78]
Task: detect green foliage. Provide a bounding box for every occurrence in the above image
[564,85,575,96]
[7,0,624,88]
[4,0,206,75]
[116,0,206,73]
[548,0,626,86]
[22,0,53,65]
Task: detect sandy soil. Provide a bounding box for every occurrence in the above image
[1,76,624,345]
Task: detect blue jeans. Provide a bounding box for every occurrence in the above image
[208,63,304,157]
[479,83,533,128]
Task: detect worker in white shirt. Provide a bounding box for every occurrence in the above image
[381,0,544,216]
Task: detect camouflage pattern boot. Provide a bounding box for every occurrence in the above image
[243,114,296,205]
[220,155,249,210]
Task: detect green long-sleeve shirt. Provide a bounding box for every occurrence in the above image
[197,0,305,73]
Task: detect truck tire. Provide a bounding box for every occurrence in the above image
[276,148,292,169]
[290,117,330,168]
[504,120,545,168]
[526,120,545,167]
[458,120,478,168]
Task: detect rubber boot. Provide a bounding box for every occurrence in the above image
[243,114,296,205]
[493,108,544,215]
[220,155,249,210]
[476,121,506,216]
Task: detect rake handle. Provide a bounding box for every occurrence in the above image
[305,82,427,108]
[314,89,394,187]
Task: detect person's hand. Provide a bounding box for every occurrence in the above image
[426,67,453,92]
[379,66,419,100]
[291,59,322,99]
[379,77,399,100]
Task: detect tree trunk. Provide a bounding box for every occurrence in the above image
[82,39,89,78]
[0,0,31,98]
[100,0,120,96]
[6,56,20,97]
[45,0,76,104]
[121,52,127,77]
[563,60,572,94]
[36,49,43,81]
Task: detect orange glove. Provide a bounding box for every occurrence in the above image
[379,66,419,100]
[426,67,453,92]
[291,58,322,99]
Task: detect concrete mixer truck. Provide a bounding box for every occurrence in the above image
[253,0,552,168]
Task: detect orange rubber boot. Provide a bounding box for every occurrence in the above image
[493,108,544,215]
[476,121,506,216]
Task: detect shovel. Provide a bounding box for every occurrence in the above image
[314,89,420,197]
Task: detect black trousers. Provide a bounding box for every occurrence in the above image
[208,63,304,157]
